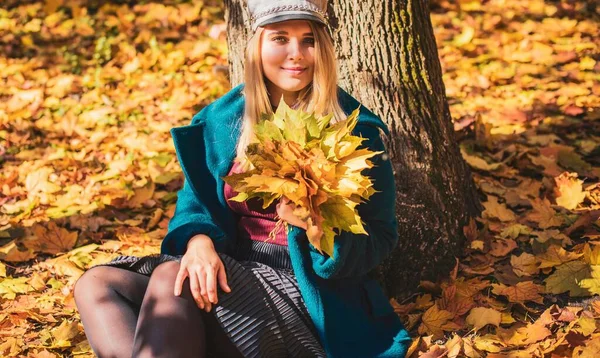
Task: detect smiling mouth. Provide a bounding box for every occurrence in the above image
[282,67,307,75]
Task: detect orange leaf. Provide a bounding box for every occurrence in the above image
[509,323,552,346]
[0,241,36,263]
[492,281,545,304]
[418,304,460,339]
[538,245,582,269]
[526,198,565,229]
[25,222,78,255]
[572,335,600,358]
[482,196,517,222]
[489,238,518,257]
[510,252,540,277]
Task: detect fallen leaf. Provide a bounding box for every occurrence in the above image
[500,224,532,240]
[489,238,518,257]
[571,334,600,358]
[578,265,600,295]
[465,307,502,330]
[527,198,565,229]
[0,241,36,263]
[538,245,583,269]
[24,222,78,255]
[473,334,506,353]
[545,260,591,297]
[554,172,587,210]
[511,252,540,276]
[509,323,552,345]
[492,281,545,304]
[0,276,33,299]
[418,304,460,339]
[483,196,517,222]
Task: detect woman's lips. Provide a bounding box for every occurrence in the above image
[282,67,306,76]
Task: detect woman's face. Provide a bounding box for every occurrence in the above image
[260,20,315,103]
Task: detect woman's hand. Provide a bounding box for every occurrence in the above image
[174,234,231,312]
[276,196,308,230]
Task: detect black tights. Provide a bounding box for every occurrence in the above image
[73,261,244,358]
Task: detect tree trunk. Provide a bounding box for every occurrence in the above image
[223,0,482,299]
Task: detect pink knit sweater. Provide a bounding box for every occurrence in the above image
[224,161,288,246]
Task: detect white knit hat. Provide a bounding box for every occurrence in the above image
[248,0,328,31]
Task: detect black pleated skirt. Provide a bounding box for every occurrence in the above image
[91,239,326,358]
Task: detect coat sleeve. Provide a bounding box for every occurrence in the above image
[160,179,228,256]
[306,125,399,279]
[160,107,228,256]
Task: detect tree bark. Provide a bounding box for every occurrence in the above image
[223,0,482,299]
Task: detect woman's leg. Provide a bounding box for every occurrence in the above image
[131,261,244,358]
[74,265,150,358]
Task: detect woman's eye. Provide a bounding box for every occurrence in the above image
[273,36,287,43]
[304,38,315,45]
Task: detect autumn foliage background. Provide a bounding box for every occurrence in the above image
[0,0,599,357]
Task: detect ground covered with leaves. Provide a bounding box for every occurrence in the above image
[0,0,598,357]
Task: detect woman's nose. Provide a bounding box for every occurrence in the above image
[288,39,304,60]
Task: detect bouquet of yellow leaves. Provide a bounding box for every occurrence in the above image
[222,101,383,258]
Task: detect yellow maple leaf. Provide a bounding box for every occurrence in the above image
[25,167,62,205]
[465,307,502,331]
[583,243,600,265]
[418,304,460,339]
[578,265,600,295]
[554,172,587,210]
[473,334,506,353]
[51,319,79,345]
[0,276,33,300]
[573,317,597,337]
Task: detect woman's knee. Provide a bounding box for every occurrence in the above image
[145,261,181,298]
[74,266,112,302]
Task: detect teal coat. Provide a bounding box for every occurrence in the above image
[161,84,411,357]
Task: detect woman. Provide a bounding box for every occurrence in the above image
[74,1,411,357]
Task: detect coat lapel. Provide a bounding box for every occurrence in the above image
[170,123,210,198]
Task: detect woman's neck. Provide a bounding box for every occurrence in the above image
[266,81,298,109]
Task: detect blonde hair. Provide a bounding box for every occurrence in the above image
[236,22,346,165]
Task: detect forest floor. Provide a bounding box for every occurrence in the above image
[0,0,598,357]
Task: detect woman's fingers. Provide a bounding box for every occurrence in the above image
[205,266,217,304]
[173,266,188,296]
[196,267,212,312]
[188,270,205,309]
[217,263,231,293]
